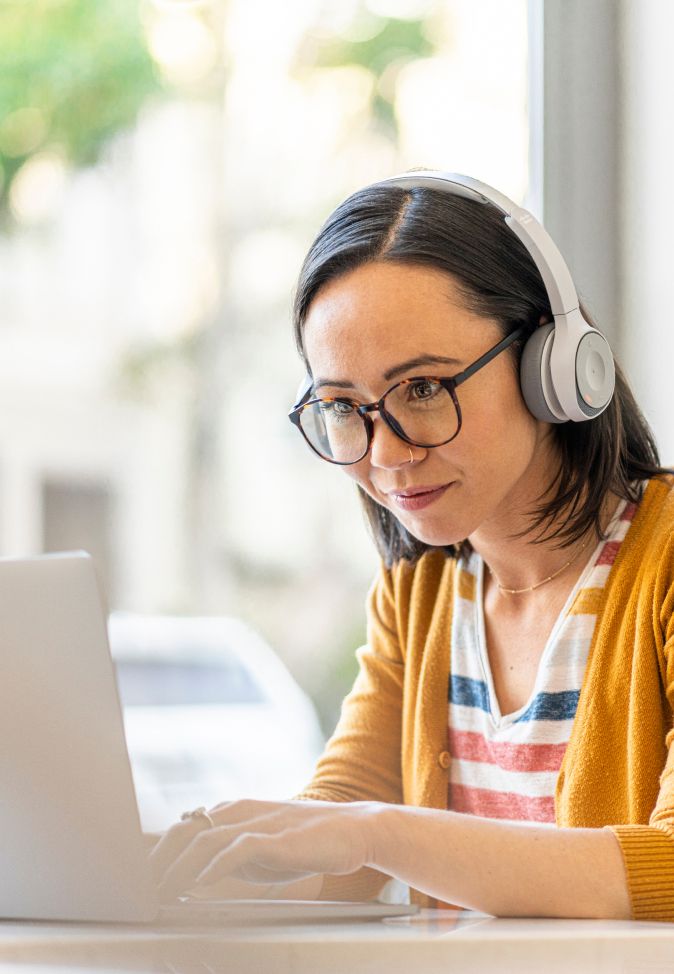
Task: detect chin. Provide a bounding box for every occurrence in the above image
[397,517,468,549]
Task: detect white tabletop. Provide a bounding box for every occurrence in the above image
[1,910,674,973]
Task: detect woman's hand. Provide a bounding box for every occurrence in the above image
[143,831,163,853]
[150,799,381,902]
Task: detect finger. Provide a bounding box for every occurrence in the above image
[195,832,317,888]
[154,802,321,897]
[154,803,288,891]
[143,831,164,852]
[183,874,277,901]
[208,799,292,824]
[156,825,228,901]
[150,816,213,886]
[157,822,283,901]
[152,800,283,879]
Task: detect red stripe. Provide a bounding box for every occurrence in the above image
[596,540,621,566]
[449,783,556,823]
[448,728,567,773]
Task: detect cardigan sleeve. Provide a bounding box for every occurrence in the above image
[293,564,406,900]
[608,568,674,921]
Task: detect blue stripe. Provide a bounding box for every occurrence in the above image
[449,675,490,712]
[515,690,580,723]
[449,676,580,723]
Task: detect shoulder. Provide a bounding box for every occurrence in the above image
[367,549,457,668]
[626,474,674,555]
[605,474,674,614]
[369,549,457,638]
[389,547,457,602]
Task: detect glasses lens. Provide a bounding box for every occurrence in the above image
[384,379,459,446]
[299,400,367,463]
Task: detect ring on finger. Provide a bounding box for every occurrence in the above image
[180,806,215,830]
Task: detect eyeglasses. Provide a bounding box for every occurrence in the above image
[288,325,527,466]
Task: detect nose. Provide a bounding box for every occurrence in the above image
[368,413,413,469]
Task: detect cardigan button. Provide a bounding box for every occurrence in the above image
[438,750,451,769]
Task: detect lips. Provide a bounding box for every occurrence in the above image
[388,482,454,512]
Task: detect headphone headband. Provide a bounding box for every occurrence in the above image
[292,171,615,425]
[376,171,614,423]
[380,172,577,318]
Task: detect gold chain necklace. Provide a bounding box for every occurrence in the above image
[487,538,591,595]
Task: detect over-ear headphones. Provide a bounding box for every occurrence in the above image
[380,171,615,423]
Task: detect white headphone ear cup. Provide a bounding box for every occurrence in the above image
[520,323,566,423]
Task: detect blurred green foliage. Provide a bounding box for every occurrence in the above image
[0,0,161,213]
[305,12,435,133]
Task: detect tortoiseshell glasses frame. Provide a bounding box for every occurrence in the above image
[288,325,527,466]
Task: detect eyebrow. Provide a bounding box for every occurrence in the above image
[312,354,463,393]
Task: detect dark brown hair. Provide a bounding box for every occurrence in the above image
[292,183,668,566]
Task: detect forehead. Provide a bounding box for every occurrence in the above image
[302,261,501,381]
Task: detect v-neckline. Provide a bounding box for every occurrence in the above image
[471,501,627,730]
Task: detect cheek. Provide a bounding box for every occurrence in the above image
[460,368,532,441]
[341,461,371,493]
[447,376,540,484]
[338,460,386,510]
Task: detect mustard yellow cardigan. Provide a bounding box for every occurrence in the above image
[298,475,674,920]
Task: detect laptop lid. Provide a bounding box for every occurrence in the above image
[0,551,158,921]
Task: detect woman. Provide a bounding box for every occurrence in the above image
[151,172,674,921]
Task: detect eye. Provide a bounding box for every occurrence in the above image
[318,399,356,417]
[407,379,442,401]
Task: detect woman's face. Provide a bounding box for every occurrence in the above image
[302,260,554,548]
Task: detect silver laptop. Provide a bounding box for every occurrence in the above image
[0,552,416,924]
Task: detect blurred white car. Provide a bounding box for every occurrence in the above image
[107,613,325,831]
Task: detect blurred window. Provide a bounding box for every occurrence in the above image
[1,0,530,734]
[114,657,264,706]
[42,478,115,602]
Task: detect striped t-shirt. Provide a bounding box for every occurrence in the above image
[447,498,638,824]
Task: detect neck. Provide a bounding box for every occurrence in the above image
[470,491,621,597]
[488,535,592,595]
